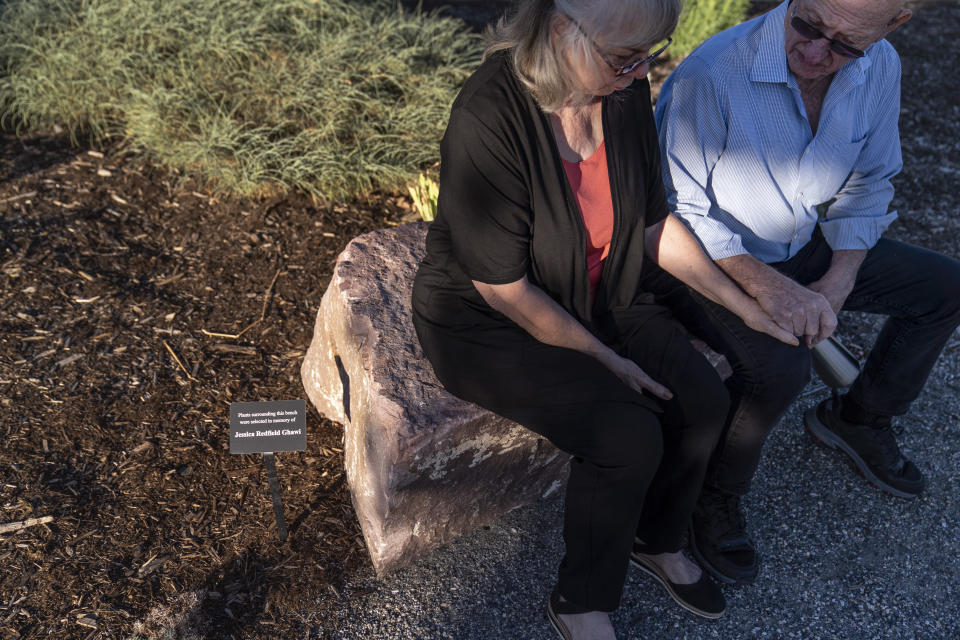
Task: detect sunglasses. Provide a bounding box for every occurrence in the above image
[789,8,866,59]
[568,16,672,76]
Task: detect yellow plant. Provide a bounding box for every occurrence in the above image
[408,172,439,222]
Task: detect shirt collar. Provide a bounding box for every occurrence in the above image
[750,0,874,88]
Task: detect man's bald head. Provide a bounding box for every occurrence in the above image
[849,0,911,29]
[784,0,912,83]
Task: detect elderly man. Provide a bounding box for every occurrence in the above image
[654,0,960,585]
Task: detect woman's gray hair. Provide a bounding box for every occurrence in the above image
[485,0,683,112]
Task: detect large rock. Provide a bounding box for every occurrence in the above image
[301,222,569,575]
[301,222,731,575]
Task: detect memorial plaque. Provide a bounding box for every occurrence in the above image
[230,400,306,454]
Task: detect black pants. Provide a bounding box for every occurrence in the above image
[413,301,729,611]
[646,232,960,496]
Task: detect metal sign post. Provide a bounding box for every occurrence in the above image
[262,452,289,542]
[229,399,306,542]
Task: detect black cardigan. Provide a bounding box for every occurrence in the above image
[412,52,669,344]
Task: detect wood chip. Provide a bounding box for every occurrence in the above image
[0,191,37,204]
[132,441,153,454]
[211,344,258,356]
[155,272,184,286]
[76,616,97,629]
[163,341,195,380]
[225,465,261,478]
[55,354,83,368]
[0,515,54,534]
[137,553,168,577]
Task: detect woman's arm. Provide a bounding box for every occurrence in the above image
[473,277,673,399]
[645,215,802,346]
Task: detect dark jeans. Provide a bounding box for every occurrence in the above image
[413,301,728,611]
[647,231,960,496]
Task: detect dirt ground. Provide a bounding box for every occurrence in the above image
[1,1,957,639]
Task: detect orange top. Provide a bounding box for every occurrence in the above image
[562,141,614,302]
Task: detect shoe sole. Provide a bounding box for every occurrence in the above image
[803,407,921,499]
[687,523,756,586]
[629,554,725,619]
[545,601,572,640]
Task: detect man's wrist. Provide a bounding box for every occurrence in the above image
[823,249,867,287]
[716,253,786,299]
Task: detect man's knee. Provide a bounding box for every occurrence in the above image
[733,340,811,407]
[864,239,960,325]
[929,254,960,324]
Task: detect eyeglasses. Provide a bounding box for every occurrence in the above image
[607,38,672,76]
[789,4,866,59]
[568,16,672,76]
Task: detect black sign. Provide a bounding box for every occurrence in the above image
[230,400,306,454]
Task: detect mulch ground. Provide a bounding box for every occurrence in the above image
[2,1,957,639]
[0,134,421,638]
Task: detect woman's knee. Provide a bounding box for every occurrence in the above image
[669,355,731,431]
[573,404,664,470]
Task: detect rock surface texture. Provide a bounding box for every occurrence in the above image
[302,222,731,574]
[301,222,569,575]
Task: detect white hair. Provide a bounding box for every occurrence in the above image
[484,0,683,112]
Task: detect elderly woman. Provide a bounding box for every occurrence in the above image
[412,0,795,637]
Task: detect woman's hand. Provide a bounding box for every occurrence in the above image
[651,215,803,347]
[739,305,803,347]
[596,350,673,400]
[473,277,672,400]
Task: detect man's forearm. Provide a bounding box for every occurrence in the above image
[806,249,867,314]
[822,249,867,286]
[652,216,798,346]
[714,252,837,342]
[715,253,794,298]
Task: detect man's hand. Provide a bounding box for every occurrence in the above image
[716,253,836,346]
[753,280,836,346]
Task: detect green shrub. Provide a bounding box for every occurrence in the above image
[672,0,750,56]
[408,171,439,221]
[0,0,482,202]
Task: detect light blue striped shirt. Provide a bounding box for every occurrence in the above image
[655,0,902,263]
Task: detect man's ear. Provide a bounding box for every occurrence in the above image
[883,8,912,37]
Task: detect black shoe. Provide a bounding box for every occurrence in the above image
[689,488,758,585]
[545,588,594,640]
[630,545,725,619]
[804,398,925,498]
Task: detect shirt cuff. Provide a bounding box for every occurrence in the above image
[676,211,749,261]
[819,210,898,251]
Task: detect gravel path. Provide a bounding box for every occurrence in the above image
[314,3,960,638]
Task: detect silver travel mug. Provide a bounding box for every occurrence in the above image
[811,336,861,389]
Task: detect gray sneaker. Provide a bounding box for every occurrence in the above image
[804,398,925,498]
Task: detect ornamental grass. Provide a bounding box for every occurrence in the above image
[0,0,482,202]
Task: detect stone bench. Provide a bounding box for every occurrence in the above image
[301,222,730,574]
